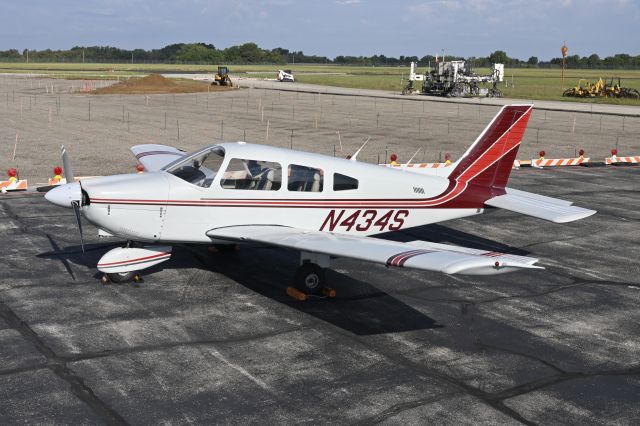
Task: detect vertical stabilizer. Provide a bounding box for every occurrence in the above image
[448,104,532,189]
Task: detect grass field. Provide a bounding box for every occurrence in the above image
[1,62,639,104]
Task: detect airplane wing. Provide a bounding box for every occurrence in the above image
[486,188,596,223]
[206,225,543,276]
[130,144,186,172]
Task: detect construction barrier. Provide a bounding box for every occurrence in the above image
[37,175,102,192]
[531,157,590,167]
[385,150,636,171]
[606,156,640,165]
[386,162,452,169]
[47,178,67,186]
[0,180,28,192]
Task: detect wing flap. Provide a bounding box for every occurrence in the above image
[130,144,186,172]
[206,225,542,276]
[486,190,596,223]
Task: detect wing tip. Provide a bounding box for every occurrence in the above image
[551,208,597,223]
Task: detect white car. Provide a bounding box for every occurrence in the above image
[277,70,294,82]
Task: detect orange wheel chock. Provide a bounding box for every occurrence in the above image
[286,287,307,301]
[322,287,337,298]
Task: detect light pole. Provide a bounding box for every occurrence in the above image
[561,42,568,91]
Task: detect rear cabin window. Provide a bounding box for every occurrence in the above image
[333,173,358,191]
[288,165,323,192]
[220,158,282,190]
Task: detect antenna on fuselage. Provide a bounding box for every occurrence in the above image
[402,147,422,169]
[349,136,371,162]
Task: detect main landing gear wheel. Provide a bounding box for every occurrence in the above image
[294,263,326,295]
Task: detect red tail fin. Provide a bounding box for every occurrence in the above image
[449,105,532,189]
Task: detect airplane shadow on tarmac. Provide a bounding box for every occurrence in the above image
[177,243,445,336]
[36,223,532,336]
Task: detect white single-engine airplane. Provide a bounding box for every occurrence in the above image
[46,105,595,294]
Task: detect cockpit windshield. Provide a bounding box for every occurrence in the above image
[163,146,225,188]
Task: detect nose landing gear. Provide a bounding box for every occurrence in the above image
[101,271,144,284]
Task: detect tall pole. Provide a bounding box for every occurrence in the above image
[561,42,568,91]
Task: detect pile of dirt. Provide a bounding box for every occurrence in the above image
[93,74,233,95]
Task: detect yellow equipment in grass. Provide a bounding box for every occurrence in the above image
[563,78,604,97]
[563,77,639,99]
[213,66,233,86]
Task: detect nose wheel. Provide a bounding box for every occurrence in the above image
[101,271,143,284]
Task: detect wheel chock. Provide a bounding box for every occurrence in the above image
[100,275,111,285]
[322,287,337,298]
[286,286,307,301]
[132,274,144,283]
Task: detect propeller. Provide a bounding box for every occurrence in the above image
[61,145,75,183]
[71,199,85,253]
[45,146,85,252]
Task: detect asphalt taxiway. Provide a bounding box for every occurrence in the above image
[1,166,638,425]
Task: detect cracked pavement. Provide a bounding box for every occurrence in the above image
[0,166,638,425]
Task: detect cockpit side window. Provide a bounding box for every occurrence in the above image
[220,158,282,191]
[165,147,225,188]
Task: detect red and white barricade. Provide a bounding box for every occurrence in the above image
[532,157,590,167]
[386,162,452,169]
[0,179,28,192]
[606,155,639,165]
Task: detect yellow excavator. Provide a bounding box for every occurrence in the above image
[563,77,639,99]
[212,66,232,86]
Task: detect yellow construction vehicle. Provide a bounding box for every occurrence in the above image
[563,77,639,99]
[213,66,233,86]
[563,78,604,97]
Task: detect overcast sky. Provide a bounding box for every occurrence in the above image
[1,0,638,60]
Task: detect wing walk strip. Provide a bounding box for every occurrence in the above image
[97,252,171,269]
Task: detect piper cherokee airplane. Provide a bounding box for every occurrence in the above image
[45,104,595,295]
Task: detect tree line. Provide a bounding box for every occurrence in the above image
[1,43,639,69]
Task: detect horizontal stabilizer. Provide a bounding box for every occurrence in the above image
[130,144,185,172]
[206,225,543,276]
[505,187,573,207]
[486,189,596,223]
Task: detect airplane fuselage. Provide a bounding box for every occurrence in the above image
[80,143,484,244]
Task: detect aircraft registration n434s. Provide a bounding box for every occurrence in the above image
[46,105,595,294]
